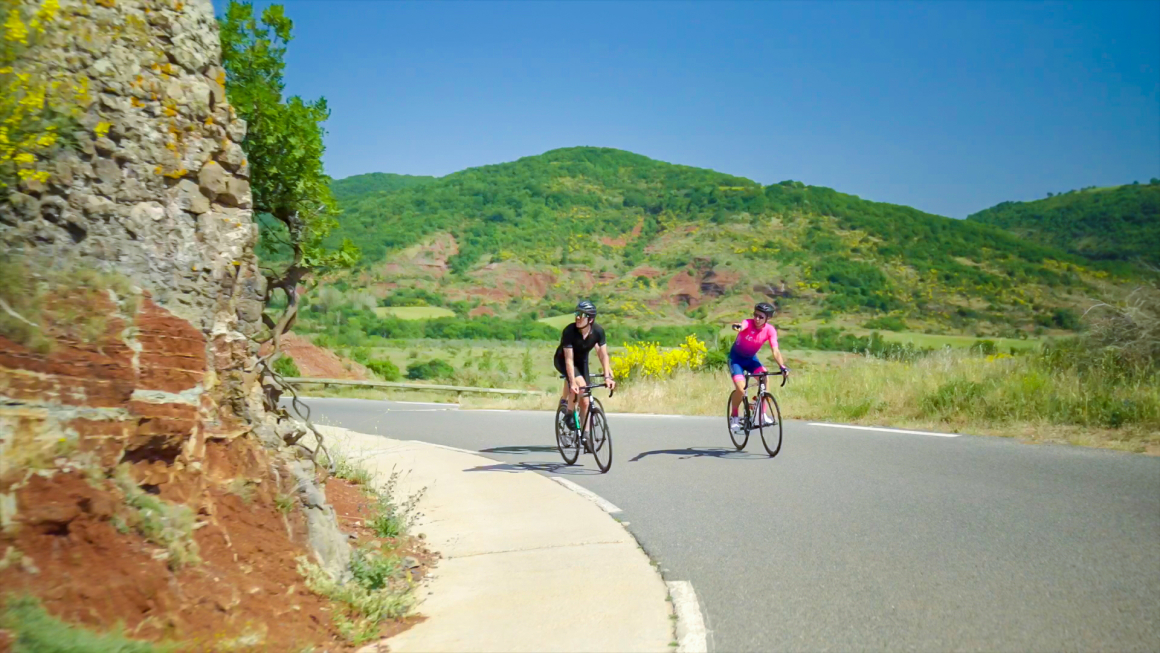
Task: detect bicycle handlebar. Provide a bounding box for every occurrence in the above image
[744,369,789,387]
[581,382,615,398]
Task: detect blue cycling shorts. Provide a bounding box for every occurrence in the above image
[728,352,766,378]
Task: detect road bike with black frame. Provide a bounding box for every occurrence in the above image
[726,370,787,456]
[554,374,615,473]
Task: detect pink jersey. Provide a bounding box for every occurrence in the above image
[731,319,778,358]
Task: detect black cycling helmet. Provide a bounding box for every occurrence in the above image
[576,300,597,317]
[754,302,775,318]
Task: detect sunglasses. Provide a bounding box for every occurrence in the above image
[753,313,767,320]
[575,312,590,319]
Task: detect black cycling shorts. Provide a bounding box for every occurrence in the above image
[554,348,590,381]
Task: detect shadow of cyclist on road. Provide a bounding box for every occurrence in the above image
[477,445,559,455]
[463,461,603,475]
[628,447,768,462]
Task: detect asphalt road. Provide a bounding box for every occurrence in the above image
[293,397,1160,652]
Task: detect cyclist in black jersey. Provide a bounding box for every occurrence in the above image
[554,300,616,440]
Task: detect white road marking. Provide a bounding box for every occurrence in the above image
[410,441,478,454]
[666,581,708,653]
[389,401,460,408]
[808,423,961,438]
[612,412,691,418]
[548,477,622,514]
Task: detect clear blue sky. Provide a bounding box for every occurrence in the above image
[211,0,1160,218]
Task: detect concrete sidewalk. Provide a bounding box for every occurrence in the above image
[315,426,674,653]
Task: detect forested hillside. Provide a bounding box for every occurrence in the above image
[967,182,1160,265]
[318,147,1133,335]
[331,172,437,203]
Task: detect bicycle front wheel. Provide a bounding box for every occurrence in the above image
[589,403,613,473]
[758,393,783,457]
[555,403,580,465]
[726,392,748,450]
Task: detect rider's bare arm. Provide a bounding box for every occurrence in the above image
[770,344,787,371]
[563,347,580,392]
[595,343,616,390]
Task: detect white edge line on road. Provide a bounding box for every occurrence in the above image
[548,477,622,514]
[666,581,708,653]
[808,423,961,438]
[611,413,689,418]
[409,441,478,455]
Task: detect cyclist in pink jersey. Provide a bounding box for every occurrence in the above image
[728,302,789,433]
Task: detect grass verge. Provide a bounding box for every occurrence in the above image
[470,349,1160,453]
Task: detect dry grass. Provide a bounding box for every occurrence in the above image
[0,254,138,354]
[472,350,1160,454]
[287,346,1158,454]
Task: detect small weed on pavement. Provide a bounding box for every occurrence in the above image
[300,453,430,645]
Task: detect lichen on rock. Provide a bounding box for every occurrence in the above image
[0,0,351,617]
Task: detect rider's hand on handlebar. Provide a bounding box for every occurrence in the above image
[570,379,582,396]
[606,377,617,393]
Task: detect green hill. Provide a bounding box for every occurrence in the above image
[966,182,1160,265]
[322,147,1134,336]
[331,172,437,203]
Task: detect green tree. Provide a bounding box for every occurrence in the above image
[218,1,358,349]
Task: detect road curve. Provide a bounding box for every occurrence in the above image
[294,397,1160,652]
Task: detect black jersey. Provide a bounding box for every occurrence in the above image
[553,322,606,377]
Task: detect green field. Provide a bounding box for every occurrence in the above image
[872,331,1041,351]
[537,313,575,329]
[340,339,564,393]
[373,306,456,320]
[331,337,855,393]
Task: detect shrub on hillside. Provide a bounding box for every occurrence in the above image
[970,340,998,356]
[406,359,455,381]
[366,359,401,381]
[862,315,908,331]
[381,288,446,307]
[273,355,301,377]
[1035,307,1081,330]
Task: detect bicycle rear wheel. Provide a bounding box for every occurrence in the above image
[758,393,783,457]
[589,402,612,473]
[726,393,748,450]
[555,403,580,465]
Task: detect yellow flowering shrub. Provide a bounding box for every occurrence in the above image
[612,335,708,383]
[1,0,88,190]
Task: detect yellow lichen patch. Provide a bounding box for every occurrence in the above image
[1,0,87,190]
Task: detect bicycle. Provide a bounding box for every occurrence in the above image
[726,370,786,457]
[554,374,615,473]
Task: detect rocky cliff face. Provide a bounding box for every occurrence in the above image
[0,0,349,609]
